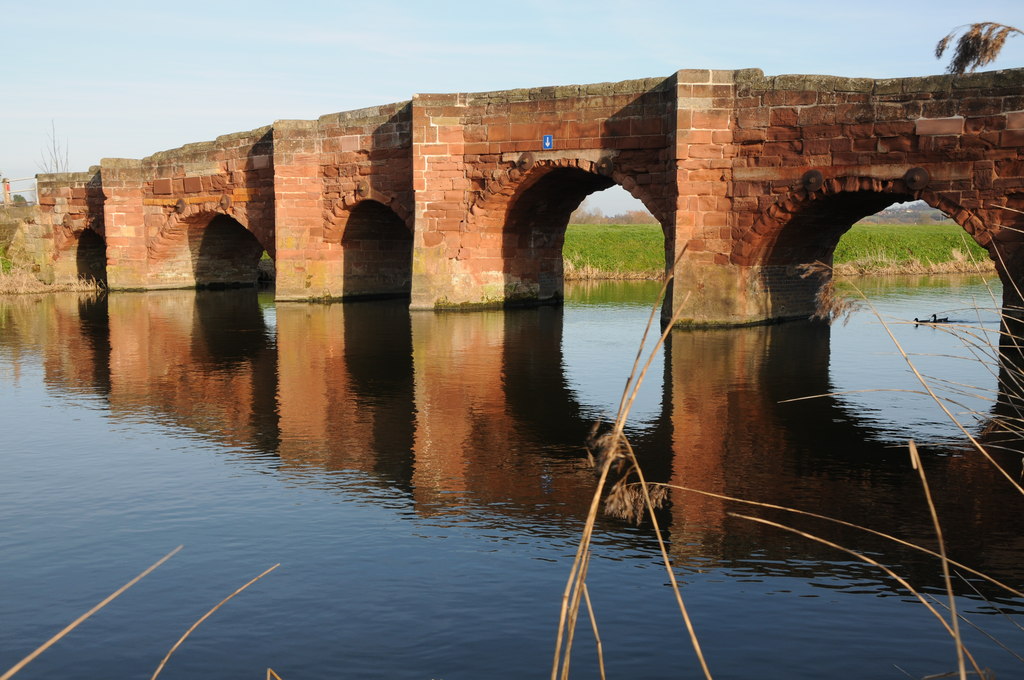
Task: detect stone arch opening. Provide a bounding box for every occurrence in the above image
[744,180,995,322]
[341,199,412,299]
[484,164,665,305]
[52,226,107,286]
[74,228,107,284]
[190,214,265,288]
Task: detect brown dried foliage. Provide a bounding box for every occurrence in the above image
[935,22,1022,75]
[798,261,859,324]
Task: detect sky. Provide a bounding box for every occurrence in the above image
[3,0,1022,213]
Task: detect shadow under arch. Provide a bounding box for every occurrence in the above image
[75,228,107,284]
[191,213,266,288]
[743,178,992,321]
[341,199,413,299]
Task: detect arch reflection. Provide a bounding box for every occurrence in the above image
[0,288,1021,595]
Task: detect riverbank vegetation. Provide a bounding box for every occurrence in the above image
[0,248,100,294]
[832,223,993,275]
[564,222,995,279]
[563,224,664,280]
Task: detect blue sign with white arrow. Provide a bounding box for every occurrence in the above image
[542,135,553,150]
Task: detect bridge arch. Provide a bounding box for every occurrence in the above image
[467,158,669,303]
[733,176,999,321]
[337,198,413,298]
[53,221,107,285]
[149,209,265,289]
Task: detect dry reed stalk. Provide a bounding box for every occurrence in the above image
[0,546,184,680]
[909,441,967,680]
[798,262,859,324]
[150,563,281,680]
[652,481,1024,600]
[729,513,987,678]
[840,278,1024,495]
[618,437,712,679]
[832,255,995,277]
[936,22,1022,74]
[0,267,101,295]
[925,592,1024,665]
[267,670,284,680]
[555,250,714,680]
[580,582,606,680]
[563,257,660,281]
[551,456,614,680]
[561,548,593,680]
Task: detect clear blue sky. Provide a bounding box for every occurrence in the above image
[3,0,1022,212]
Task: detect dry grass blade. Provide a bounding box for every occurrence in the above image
[935,22,1022,74]
[559,549,595,680]
[555,250,714,680]
[729,513,986,677]
[581,582,606,680]
[0,267,101,295]
[909,441,967,680]
[0,545,183,680]
[956,573,1024,635]
[150,563,281,680]
[552,459,613,680]
[267,670,283,680]
[612,249,686,429]
[925,593,1024,665]
[840,277,1024,495]
[620,439,713,679]
[655,482,1024,599]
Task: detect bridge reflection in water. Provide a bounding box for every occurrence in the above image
[1,286,1022,602]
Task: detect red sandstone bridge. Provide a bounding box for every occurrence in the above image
[21,67,1024,326]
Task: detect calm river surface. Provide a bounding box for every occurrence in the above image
[2,276,1023,679]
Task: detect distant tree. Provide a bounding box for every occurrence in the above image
[39,120,70,174]
[936,22,1021,74]
[570,198,607,224]
[12,194,27,205]
[618,210,658,225]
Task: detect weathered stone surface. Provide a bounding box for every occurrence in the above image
[23,66,1024,325]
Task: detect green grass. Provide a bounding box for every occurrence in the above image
[0,246,11,275]
[563,222,993,278]
[833,223,991,269]
[564,223,664,276]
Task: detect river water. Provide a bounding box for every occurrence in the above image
[1,276,1022,679]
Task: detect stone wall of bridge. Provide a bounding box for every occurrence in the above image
[18,66,1024,325]
[409,76,678,308]
[673,68,1024,325]
[274,101,413,301]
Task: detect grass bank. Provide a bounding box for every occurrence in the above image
[564,222,995,279]
[0,244,100,295]
[832,222,994,275]
[0,267,101,294]
[564,223,663,279]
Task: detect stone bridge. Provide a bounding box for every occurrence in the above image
[20,67,1024,326]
